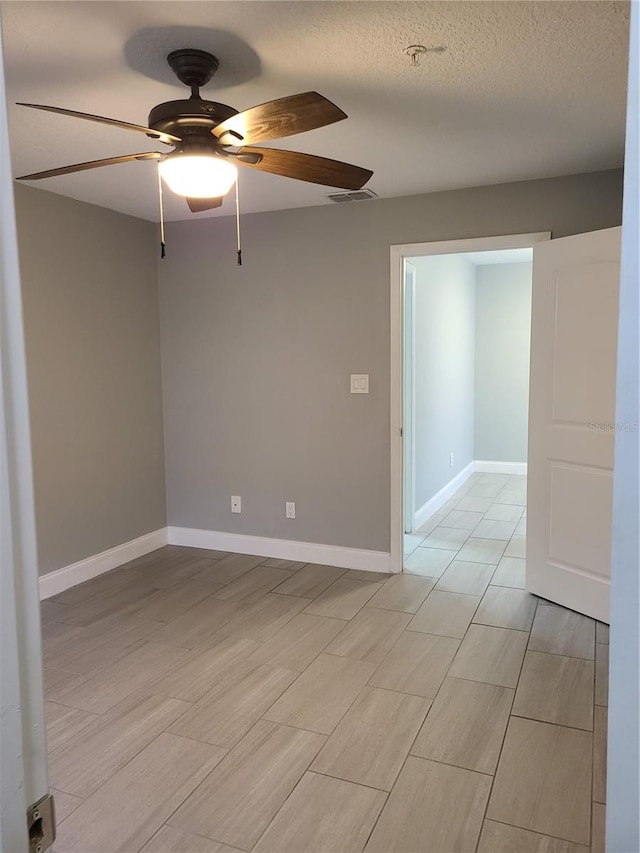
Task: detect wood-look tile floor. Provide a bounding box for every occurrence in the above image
[43,474,607,852]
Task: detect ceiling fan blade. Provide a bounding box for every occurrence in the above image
[16,151,163,181]
[16,103,180,145]
[186,196,224,213]
[213,92,347,146]
[234,146,373,190]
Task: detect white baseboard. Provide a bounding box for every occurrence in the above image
[475,460,528,475]
[167,527,391,574]
[39,528,168,600]
[413,461,476,531]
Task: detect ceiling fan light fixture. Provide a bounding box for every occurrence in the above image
[159,154,238,198]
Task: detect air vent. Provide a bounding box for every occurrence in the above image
[326,189,378,203]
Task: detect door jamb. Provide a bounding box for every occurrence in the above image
[389,231,551,574]
[0,15,49,851]
[403,261,416,533]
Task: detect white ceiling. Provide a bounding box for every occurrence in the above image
[1,1,630,223]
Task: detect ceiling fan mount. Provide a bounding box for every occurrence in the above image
[166,48,220,92]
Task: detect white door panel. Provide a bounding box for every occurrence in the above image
[528,227,621,623]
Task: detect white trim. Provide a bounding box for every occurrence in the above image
[168,527,391,574]
[474,460,528,475]
[390,231,551,574]
[413,461,476,530]
[38,528,168,600]
[403,261,417,533]
[0,22,46,840]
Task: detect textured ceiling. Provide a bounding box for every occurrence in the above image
[1,1,630,222]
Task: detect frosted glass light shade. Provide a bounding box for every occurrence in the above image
[159,155,238,198]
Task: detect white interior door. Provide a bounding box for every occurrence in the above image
[403,261,416,534]
[527,226,622,623]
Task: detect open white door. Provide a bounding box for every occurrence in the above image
[527,226,622,623]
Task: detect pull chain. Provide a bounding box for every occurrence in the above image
[235,174,242,266]
[157,163,166,259]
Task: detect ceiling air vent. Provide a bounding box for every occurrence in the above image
[326,189,378,203]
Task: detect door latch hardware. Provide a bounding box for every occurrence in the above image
[28,793,55,853]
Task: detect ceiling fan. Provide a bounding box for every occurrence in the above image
[15,48,374,214]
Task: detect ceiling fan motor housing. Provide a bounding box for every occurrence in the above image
[147,98,238,141]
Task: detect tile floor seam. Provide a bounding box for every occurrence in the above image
[271,569,349,598]
[369,563,529,852]
[151,741,235,848]
[509,712,594,734]
[168,661,300,746]
[316,604,475,845]
[471,639,523,853]
[252,768,389,853]
[424,588,483,600]
[526,646,596,663]
[481,815,592,848]
[144,725,229,751]
[260,655,381,737]
[52,717,174,802]
[336,691,434,796]
[142,825,246,853]
[251,627,349,676]
[46,696,182,765]
[486,597,596,848]
[166,720,328,850]
[354,775,394,852]
[56,728,213,834]
[404,752,495,780]
[305,767,393,795]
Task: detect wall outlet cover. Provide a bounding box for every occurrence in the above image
[231,495,242,513]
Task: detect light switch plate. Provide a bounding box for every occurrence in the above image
[350,374,369,394]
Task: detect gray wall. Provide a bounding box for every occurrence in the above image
[159,169,623,553]
[14,184,167,576]
[474,262,532,463]
[413,254,476,509]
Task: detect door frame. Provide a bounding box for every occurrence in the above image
[0,14,49,851]
[403,261,416,533]
[389,231,551,573]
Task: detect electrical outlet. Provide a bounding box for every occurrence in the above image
[449,453,454,467]
[231,495,241,514]
[285,501,296,519]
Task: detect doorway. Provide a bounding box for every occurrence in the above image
[389,233,551,574]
